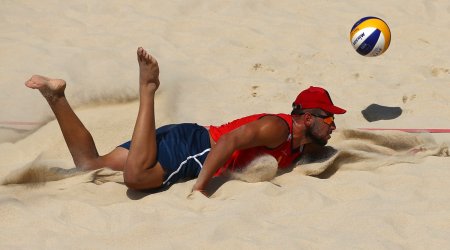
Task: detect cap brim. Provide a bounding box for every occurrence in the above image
[323,105,347,114]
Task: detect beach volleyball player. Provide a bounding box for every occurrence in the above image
[25,47,346,194]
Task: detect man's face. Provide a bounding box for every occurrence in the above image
[306,112,336,146]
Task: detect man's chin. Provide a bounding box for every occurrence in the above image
[313,138,328,146]
[307,130,330,146]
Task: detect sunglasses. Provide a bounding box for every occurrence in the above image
[310,113,334,125]
[298,112,334,125]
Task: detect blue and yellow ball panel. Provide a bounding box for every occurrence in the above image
[350,17,391,57]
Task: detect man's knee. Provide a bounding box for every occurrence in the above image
[123,163,164,190]
[123,169,145,190]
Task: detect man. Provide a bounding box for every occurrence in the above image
[25,47,345,195]
[192,86,346,193]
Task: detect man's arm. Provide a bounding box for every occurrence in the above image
[192,115,289,193]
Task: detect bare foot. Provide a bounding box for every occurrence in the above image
[137,47,160,91]
[25,75,66,101]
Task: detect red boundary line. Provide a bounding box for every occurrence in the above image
[359,128,450,133]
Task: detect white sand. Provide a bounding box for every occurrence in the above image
[1,1,450,249]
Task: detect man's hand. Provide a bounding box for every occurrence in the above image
[191,183,208,196]
[187,189,209,199]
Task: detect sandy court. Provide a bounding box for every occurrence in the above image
[1,1,449,249]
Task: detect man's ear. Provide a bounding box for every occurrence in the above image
[303,113,314,127]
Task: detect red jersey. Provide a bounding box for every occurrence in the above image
[209,113,302,176]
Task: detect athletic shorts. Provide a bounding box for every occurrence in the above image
[118,123,211,187]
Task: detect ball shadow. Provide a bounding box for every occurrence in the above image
[361,104,402,122]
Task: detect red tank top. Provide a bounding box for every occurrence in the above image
[209,113,302,176]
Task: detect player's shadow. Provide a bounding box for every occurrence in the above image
[205,175,229,195]
[126,186,170,200]
[361,104,402,122]
[126,144,343,200]
[125,176,229,199]
[279,145,341,179]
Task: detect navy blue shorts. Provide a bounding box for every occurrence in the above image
[118,123,211,187]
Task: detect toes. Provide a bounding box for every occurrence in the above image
[138,47,151,63]
[25,81,36,89]
[142,49,150,61]
[137,47,156,65]
[25,79,35,85]
[137,47,145,61]
[145,53,152,62]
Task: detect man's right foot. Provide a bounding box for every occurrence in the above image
[25,75,66,100]
[137,47,160,91]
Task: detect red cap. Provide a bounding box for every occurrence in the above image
[293,86,346,114]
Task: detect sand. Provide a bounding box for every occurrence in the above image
[1,1,450,249]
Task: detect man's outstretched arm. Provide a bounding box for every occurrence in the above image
[192,115,289,193]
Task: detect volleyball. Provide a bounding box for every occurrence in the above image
[350,16,391,57]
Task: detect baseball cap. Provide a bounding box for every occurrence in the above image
[292,86,346,114]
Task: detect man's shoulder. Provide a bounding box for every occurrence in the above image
[259,113,291,127]
[256,114,291,136]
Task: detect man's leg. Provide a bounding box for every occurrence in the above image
[122,47,165,190]
[25,75,127,171]
[25,47,165,190]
